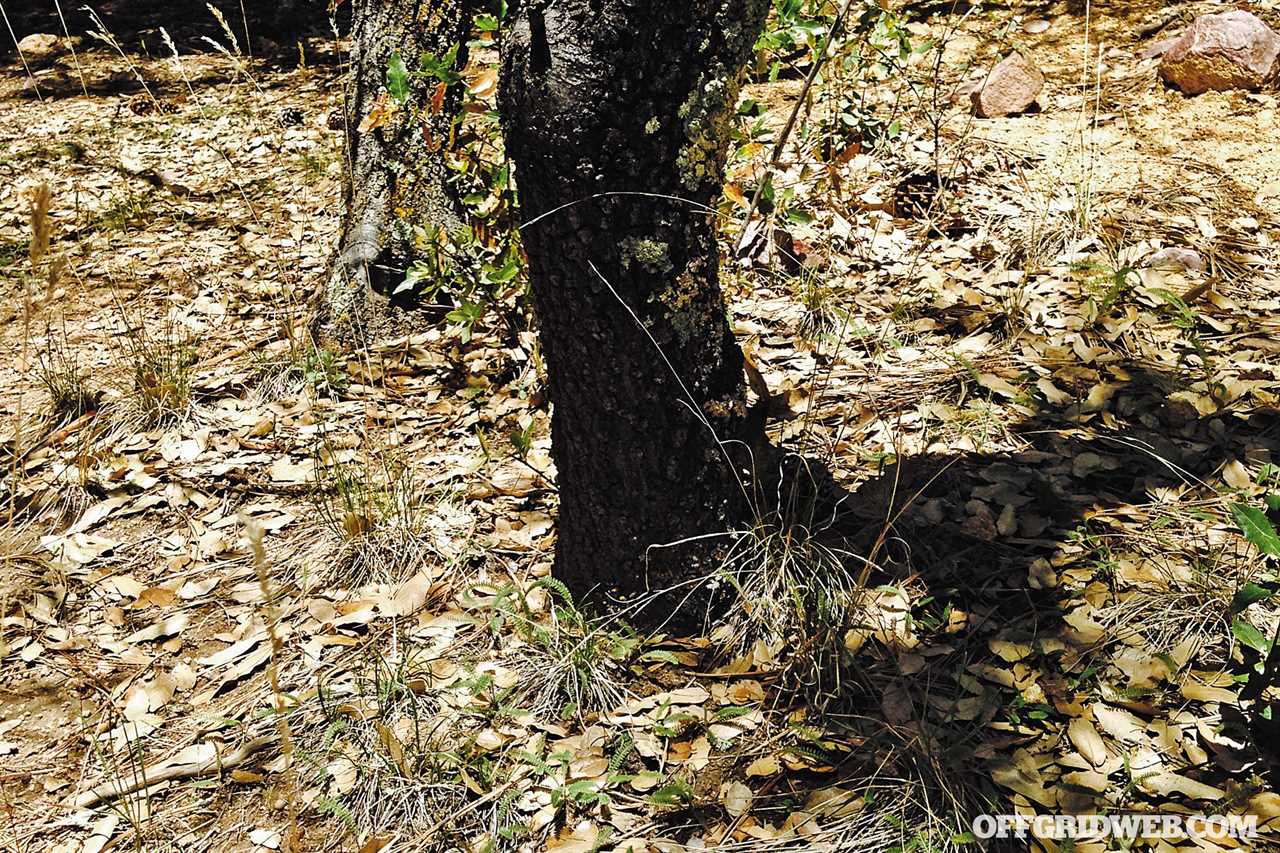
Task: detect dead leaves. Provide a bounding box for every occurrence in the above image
[356,90,397,133]
[6,6,1280,852]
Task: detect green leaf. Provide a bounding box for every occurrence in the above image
[786,208,814,225]
[1231,503,1280,557]
[556,780,601,804]
[648,780,693,806]
[714,705,755,721]
[420,45,461,84]
[1150,288,1196,329]
[386,52,410,104]
[483,257,520,285]
[1233,618,1272,655]
[639,649,680,664]
[1231,582,1276,614]
[397,260,441,296]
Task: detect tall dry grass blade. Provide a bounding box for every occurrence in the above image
[52,0,89,97]
[244,513,299,853]
[28,183,51,268]
[45,255,66,301]
[0,1,43,101]
[207,3,242,55]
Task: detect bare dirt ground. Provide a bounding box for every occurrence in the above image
[2,2,1280,852]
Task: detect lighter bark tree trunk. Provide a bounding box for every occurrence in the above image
[320,0,472,343]
[500,0,770,614]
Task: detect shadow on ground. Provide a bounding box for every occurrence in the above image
[764,359,1280,846]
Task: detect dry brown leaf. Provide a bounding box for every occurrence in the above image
[989,638,1033,662]
[1067,718,1108,767]
[1092,704,1146,744]
[357,91,397,133]
[745,755,782,777]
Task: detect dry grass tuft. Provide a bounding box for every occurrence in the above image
[101,310,198,432]
[706,459,872,703]
[295,640,499,850]
[36,330,99,426]
[248,340,348,402]
[307,451,470,589]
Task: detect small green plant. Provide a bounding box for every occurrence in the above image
[296,147,337,180]
[299,643,476,843]
[508,420,535,460]
[804,2,915,152]
[1148,286,1223,387]
[0,238,27,270]
[754,0,830,80]
[478,578,639,718]
[1228,500,1280,711]
[248,342,348,401]
[1073,260,1137,317]
[382,21,526,340]
[298,345,348,397]
[98,189,154,232]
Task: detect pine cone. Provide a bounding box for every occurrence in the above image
[276,106,304,127]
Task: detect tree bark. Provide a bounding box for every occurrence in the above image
[320,0,472,343]
[500,0,770,614]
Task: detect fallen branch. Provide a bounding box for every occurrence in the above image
[71,735,273,810]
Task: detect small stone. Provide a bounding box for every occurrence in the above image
[1158,10,1280,95]
[1144,247,1205,273]
[17,33,65,65]
[971,52,1044,118]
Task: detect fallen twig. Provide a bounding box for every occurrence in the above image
[71,735,273,809]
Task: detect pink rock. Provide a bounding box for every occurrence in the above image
[1159,10,1280,94]
[1140,37,1179,61]
[971,53,1045,118]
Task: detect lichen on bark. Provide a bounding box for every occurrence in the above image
[675,2,767,191]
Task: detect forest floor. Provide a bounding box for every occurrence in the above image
[2,1,1280,852]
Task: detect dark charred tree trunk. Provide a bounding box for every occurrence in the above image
[500,0,770,614]
[320,0,472,343]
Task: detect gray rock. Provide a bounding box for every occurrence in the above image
[16,33,65,65]
[971,52,1044,118]
[1145,247,1205,273]
[1159,10,1280,94]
